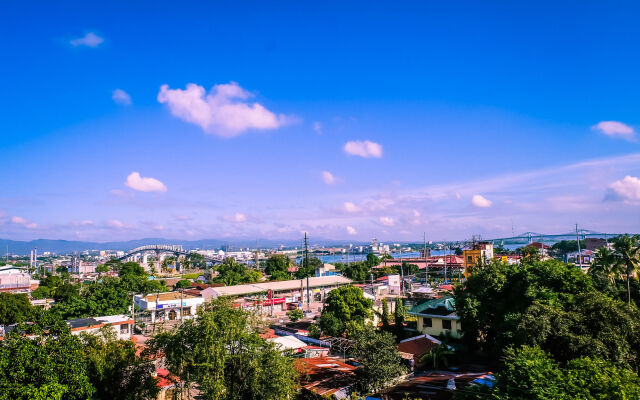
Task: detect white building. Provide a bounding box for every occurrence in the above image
[134,292,205,323]
[0,266,31,293]
[68,315,134,340]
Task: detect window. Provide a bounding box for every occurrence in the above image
[467,256,473,263]
[442,319,452,330]
[423,317,432,328]
[120,324,129,334]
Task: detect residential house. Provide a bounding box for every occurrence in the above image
[408,295,461,339]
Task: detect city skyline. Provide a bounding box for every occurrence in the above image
[2,1,640,242]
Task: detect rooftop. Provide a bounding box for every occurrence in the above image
[295,357,357,397]
[208,276,352,297]
[409,295,456,316]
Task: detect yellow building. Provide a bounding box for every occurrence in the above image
[463,241,494,277]
[408,296,462,339]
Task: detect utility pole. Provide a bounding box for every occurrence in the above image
[423,233,428,284]
[444,242,447,283]
[304,232,310,311]
[399,246,404,294]
[575,224,582,266]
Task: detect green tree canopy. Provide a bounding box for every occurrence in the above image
[455,259,640,370]
[147,297,297,400]
[486,346,640,400]
[264,254,292,281]
[214,258,262,286]
[295,256,322,279]
[319,285,372,337]
[350,329,406,394]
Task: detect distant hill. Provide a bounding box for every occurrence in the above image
[0,237,364,255]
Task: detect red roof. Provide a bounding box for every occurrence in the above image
[397,335,440,358]
[294,357,357,396]
[155,369,178,388]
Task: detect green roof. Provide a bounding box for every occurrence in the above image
[408,295,456,316]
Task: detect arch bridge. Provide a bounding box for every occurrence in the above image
[118,244,222,265]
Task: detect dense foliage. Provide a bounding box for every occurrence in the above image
[0,320,157,400]
[319,285,372,337]
[455,237,640,398]
[147,297,297,400]
[214,257,262,285]
[350,329,406,394]
[295,256,322,279]
[264,254,292,281]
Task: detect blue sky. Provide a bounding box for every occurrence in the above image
[1,1,639,242]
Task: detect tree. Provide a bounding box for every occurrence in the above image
[319,286,372,337]
[176,279,191,289]
[380,298,390,330]
[147,298,297,400]
[612,235,640,305]
[350,329,406,394]
[183,253,206,271]
[96,264,110,274]
[455,259,640,370]
[0,322,94,400]
[295,256,322,279]
[589,247,621,284]
[365,253,380,268]
[214,258,262,286]
[488,346,640,400]
[81,327,159,400]
[286,308,303,322]
[264,255,292,281]
[339,261,370,282]
[520,246,541,262]
[419,343,455,369]
[393,297,405,338]
[0,293,35,325]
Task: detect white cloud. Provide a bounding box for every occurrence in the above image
[106,219,125,229]
[344,140,383,158]
[153,225,164,231]
[313,121,323,135]
[223,213,247,223]
[346,226,357,235]
[322,171,338,185]
[11,216,37,229]
[343,202,361,213]
[70,32,104,47]
[471,194,493,208]
[593,121,635,140]
[80,220,94,226]
[157,82,291,137]
[112,89,132,105]
[610,176,640,202]
[125,172,167,193]
[379,216,395,226]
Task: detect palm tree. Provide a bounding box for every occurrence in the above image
[612,235,640,305]
[590,247,622,284]
[419,343,455,369]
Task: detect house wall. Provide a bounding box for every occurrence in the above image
[417,315,462,339]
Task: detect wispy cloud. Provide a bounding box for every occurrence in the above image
[70,32,104,47]
[124,172,167,193]
[158,82,293,137]
[313,121,323,135]
[222,213,247,223]
[344,140,383,158]
[112,89,132,105]
[379,216,395,226]
[593,121,635,141]
[11,216,37,229]
[346,226,357,235]
[321,171,339,185]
